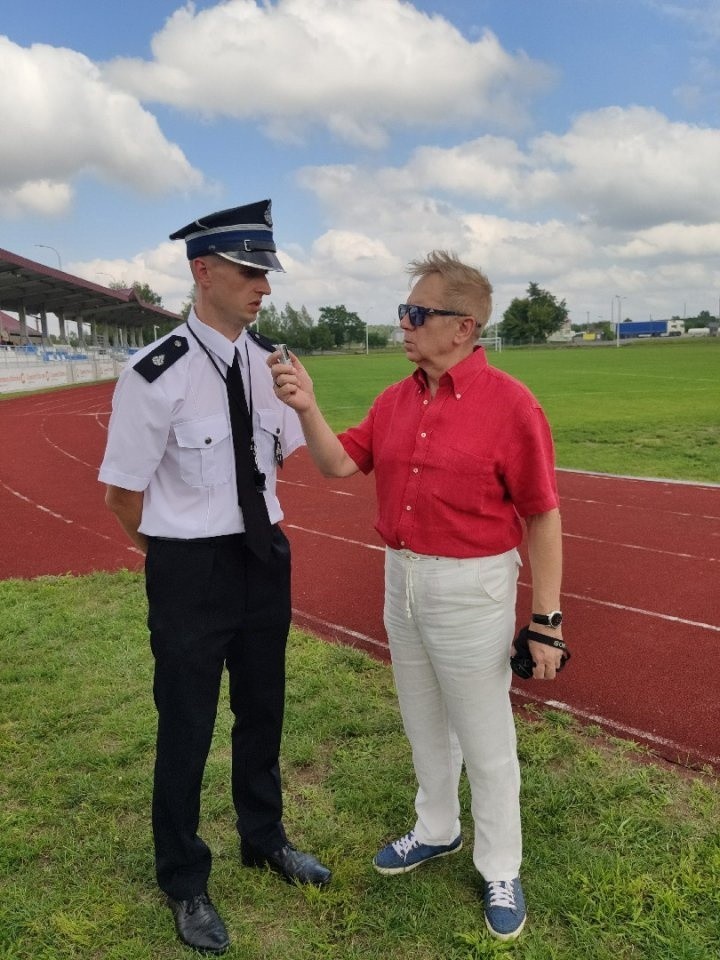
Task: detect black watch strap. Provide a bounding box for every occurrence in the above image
[532,611,563,628]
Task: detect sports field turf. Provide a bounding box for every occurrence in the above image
[303,338,719,483]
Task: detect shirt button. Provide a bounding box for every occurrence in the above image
[423,399,428,405]
[413,467,419,474]
[420,432,427,438]
[204,437,212,445]
[406,505,412,511]
[456,393,461,399]
[400,540,405,546]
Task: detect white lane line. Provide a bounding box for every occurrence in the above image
[558,467,720,489]
[517,581,720,633]
[285,525,719,632]
[0,482,142,557]
[278,479,355,497]
[511,687,720,767]
[564,531,719,563]
[41,420,99,470]
[561,495,720,522]
[292,609,390,655]
[292,605,720,768]
[285,523,384,551]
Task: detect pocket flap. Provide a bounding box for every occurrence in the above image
[174,415,230,449]
[257,408,282,436]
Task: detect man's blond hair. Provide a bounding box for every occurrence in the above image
[407,251,493,335]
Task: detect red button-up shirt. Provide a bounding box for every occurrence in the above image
[339,347,559,558]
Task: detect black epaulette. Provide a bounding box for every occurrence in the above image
[247,329,277,353]
[133,335,189,382]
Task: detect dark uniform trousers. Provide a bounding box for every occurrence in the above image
[145,526,291,900]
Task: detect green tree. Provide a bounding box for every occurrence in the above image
[129,282,163,306]
[110,280,174,343]
[499,283,569,344]
[256,303,283,341]
[318,305,363,347]
[367,328,389,348]
[281,303,313,351]
[309,323,334,351]
[179,287,196,322]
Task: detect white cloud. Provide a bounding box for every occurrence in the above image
[104,0,556,147]
[0,180,73,218]
[647,0,720,41]
[331,106,720,230]
[531,107,720,228]
[0,36,203,217]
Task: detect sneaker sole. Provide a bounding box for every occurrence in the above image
[484,912,526,942]
[372,839,463,875]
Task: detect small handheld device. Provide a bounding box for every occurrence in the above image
[277,343,291,364]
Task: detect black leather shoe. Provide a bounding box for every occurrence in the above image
[241,839,332,887]
[167,892,230,954]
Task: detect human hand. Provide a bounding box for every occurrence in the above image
[511,625,568,681]
[267,349,316,413]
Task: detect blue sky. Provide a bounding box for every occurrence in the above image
[2,0,720,328]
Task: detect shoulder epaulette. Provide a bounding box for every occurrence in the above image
[133,335,189,382]
[247,329,277,353]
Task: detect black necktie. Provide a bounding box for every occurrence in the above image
[226,351,272,561]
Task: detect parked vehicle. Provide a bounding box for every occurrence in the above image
[617,319,684,338]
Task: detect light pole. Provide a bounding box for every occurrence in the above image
[615,295,626,348]
[34,244,62,270]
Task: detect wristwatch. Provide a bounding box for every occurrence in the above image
[531,611,563,629]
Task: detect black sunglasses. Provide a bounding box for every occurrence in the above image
[398,303,466,327]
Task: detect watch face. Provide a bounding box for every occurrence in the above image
[533,611,563,627]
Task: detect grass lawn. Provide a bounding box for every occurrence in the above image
[303,338,720,483]
[2,573,720,959]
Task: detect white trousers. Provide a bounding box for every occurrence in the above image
[383,547,522,881]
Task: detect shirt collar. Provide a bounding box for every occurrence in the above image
[187,309,248,368]
[412,345,488,395]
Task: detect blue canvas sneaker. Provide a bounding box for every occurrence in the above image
[373,830,462,875]
[484,877,526,940]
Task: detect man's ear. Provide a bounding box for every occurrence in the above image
[455,315,477,344]
[191,257,212,288]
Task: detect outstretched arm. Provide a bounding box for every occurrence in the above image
[268,350,359,478]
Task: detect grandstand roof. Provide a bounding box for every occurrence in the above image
[0,247,180,328]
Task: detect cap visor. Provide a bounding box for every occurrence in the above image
[216,250,285,272]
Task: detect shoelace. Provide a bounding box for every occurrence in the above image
[486,880,517,911]
[392,831,420,859]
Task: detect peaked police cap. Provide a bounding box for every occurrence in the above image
[169,199,284,272]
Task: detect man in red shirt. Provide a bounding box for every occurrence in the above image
[269,251,564,941]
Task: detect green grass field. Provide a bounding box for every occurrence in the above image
[2,573,720,959]
[303,338,720,483]
[2,339,719,958]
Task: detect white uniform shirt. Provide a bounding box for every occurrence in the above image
[99,310,305,538]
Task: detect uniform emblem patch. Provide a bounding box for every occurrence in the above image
[134,335,189,383]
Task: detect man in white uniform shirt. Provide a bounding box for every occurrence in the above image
[99,200,331,955]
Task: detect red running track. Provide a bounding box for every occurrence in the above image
[2,382,719,771]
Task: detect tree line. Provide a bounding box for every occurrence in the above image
[124,280,719,350]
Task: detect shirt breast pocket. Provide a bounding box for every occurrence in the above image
[174,415,232,488]
[432,447,495,516]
